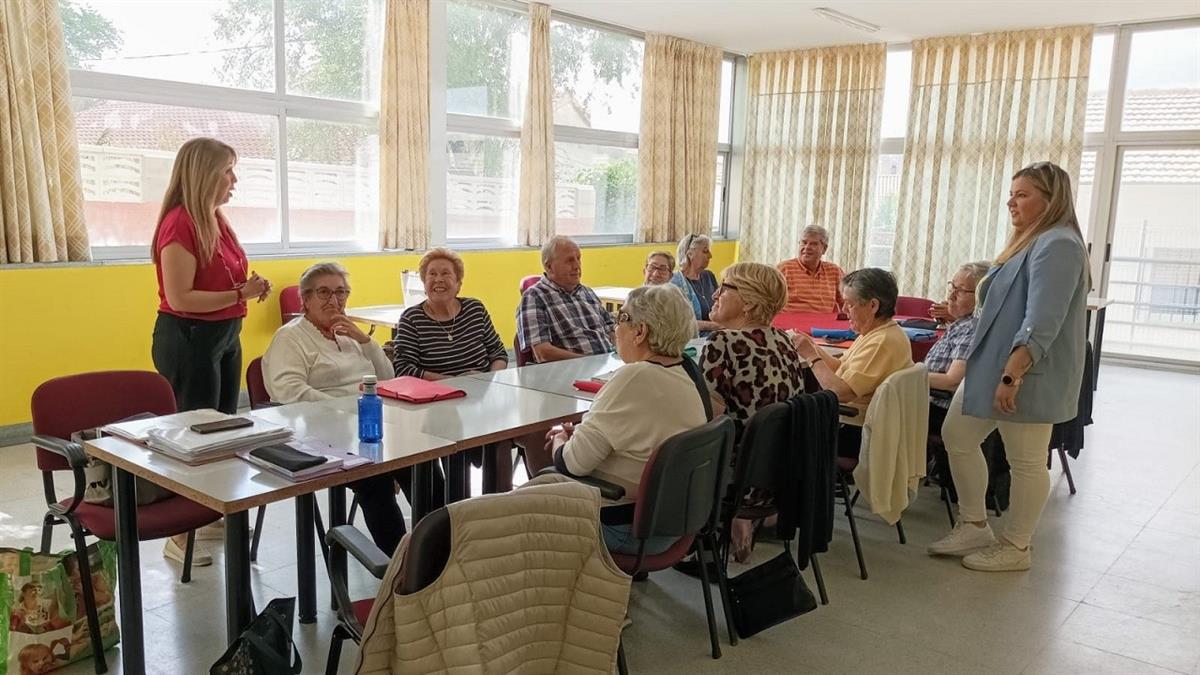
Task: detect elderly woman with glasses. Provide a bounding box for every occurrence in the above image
[642,250,675,286]
[547,285,708,554]
[391,248,508,380]
[792,268,914,460]
[263,262,410,555]
[925,261,991,432]
[671,233,722,333]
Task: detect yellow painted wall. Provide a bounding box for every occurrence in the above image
[0,241,736,426]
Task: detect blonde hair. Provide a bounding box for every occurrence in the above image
[151,137,238,264]
[418,247,465,281]
[645,250,675,270]
[721,261,787,324]
[996,161,1083,265]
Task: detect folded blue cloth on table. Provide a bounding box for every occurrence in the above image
[811,328,858,341]
[903,327,937,341]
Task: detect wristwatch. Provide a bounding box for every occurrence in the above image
[1001,373,1023,387]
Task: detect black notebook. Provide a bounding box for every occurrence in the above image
[249,443,326,472]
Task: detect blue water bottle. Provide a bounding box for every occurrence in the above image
[359,375,382,443]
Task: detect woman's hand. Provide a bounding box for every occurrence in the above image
[791,331,819,360]
[241,272,272,302]
[929,302,953,322]
[329,316,371,344]
[993,381,1019,415]
[543,423,574,451]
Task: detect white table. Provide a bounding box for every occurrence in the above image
[344,304,407,335]
[83,406,457,674]
[470,354,621,401]
[591,286,634,312]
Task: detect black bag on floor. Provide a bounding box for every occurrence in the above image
[210,597,302,675]
[727,550,817,638]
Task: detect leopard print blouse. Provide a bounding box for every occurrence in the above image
[700,327,807,439]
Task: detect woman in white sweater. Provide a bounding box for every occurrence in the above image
[262,262,410,554]
[547,284,708,554]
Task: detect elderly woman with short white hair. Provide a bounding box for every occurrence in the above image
[670,233,721,333]
[548,284,708,554]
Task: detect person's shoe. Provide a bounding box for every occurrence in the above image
[927,521,996,556]
[962,540,1031,572]
[163,537,212,566]
[195,518,254,541]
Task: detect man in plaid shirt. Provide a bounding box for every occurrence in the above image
[517,235,616,363]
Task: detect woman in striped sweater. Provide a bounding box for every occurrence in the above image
[391,248,508,378]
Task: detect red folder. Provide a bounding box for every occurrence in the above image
[376,376,467,403]
[572,379,603,394]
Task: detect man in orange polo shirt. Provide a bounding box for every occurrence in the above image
[777,225,845,312]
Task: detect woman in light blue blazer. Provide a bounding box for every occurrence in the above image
[928,162,1089,572]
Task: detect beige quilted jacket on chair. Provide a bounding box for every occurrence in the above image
[354,474,632,674]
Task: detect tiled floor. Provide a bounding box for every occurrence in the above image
[2,364,1197,674]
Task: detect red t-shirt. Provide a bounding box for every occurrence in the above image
[154,205,248,321]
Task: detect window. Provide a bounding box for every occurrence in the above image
[62,0,384,255]
[865,154,903,268]
[1077,150,1097,241]
[881,49,912,140]
[714,58,735,234]
[1086,33,1114,133]
[444,0,527,241]
[1122,26,1200,132]
[554,144,638,236]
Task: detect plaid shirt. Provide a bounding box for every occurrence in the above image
[925,315,978,408]
[516,276,615,356]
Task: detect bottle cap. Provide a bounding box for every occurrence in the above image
[362,375,377,384]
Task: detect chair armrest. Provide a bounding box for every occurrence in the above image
[930,388,954,401]
[31,435,87,516]
[536,467,626,501]
[327,525,390,579]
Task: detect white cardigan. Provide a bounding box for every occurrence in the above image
[853,363,929,525]
[262,317,394,404]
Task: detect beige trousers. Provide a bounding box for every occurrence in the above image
[942,385,1053,549]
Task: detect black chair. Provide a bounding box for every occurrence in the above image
[834,406,907,582]
[718,402,829,605]
[606,416,738,661]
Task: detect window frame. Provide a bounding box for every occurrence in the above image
[68,0,383,261]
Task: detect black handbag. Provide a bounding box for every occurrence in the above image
[210,597,302,675]
[726,550,817,638]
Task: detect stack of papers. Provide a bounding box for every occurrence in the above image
[103,409,292,465]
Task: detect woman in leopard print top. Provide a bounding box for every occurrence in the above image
[699,262,807,561]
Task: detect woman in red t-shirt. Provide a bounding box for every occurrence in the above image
[150,137,272,414]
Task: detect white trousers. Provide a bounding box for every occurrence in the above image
[942,385,1053,549]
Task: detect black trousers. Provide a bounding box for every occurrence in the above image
[350,465,446,556]
[151,313,243,414]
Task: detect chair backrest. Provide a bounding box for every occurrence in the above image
[245,357,271,409]
[895,296,934,318]
[632,416,736,540]
[514,275,542,366]
[280,285,303,323]
[730,402,791,499]
[401,270,427,306]
[398,507,452,594]
[31,371,176,471]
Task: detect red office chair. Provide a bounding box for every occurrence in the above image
[280,285,303,324]
[514,275,542,366]
[895,296,935,318]
[31,371,222,674]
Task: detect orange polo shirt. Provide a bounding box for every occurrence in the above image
[777,259,845,312]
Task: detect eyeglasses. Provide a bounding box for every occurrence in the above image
[310,288,351,301]
[645,264,671,274]
[616,310,633,324]
[947,282,975,296]
[718,282,739,294]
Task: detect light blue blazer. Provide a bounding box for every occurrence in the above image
[963,225,1089,424]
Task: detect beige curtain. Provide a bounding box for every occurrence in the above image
[379,0,430,250]
[891,26,1093,297]
[636,34,721,243]
[739,44,885,269]
[517,3,554,247]
[0,0,90,263]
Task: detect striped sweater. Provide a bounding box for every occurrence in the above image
[390,298,508,378]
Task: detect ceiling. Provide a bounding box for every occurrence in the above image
[545,0,1200,54]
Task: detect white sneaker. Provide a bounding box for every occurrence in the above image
[962,541,1031,572]
[163,536,212,566]
[927,521,996,556]
[195,518,254,541]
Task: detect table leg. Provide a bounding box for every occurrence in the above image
[327,486,347,612]
[112,468,144,674]
[224,510,253,644]
[446,452,468,504]
[411,461,433,522]
[1093,306,1107,391]
[295,493,316,624]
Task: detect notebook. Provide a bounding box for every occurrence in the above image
[376,376,467,403]
[239,440,345,482]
